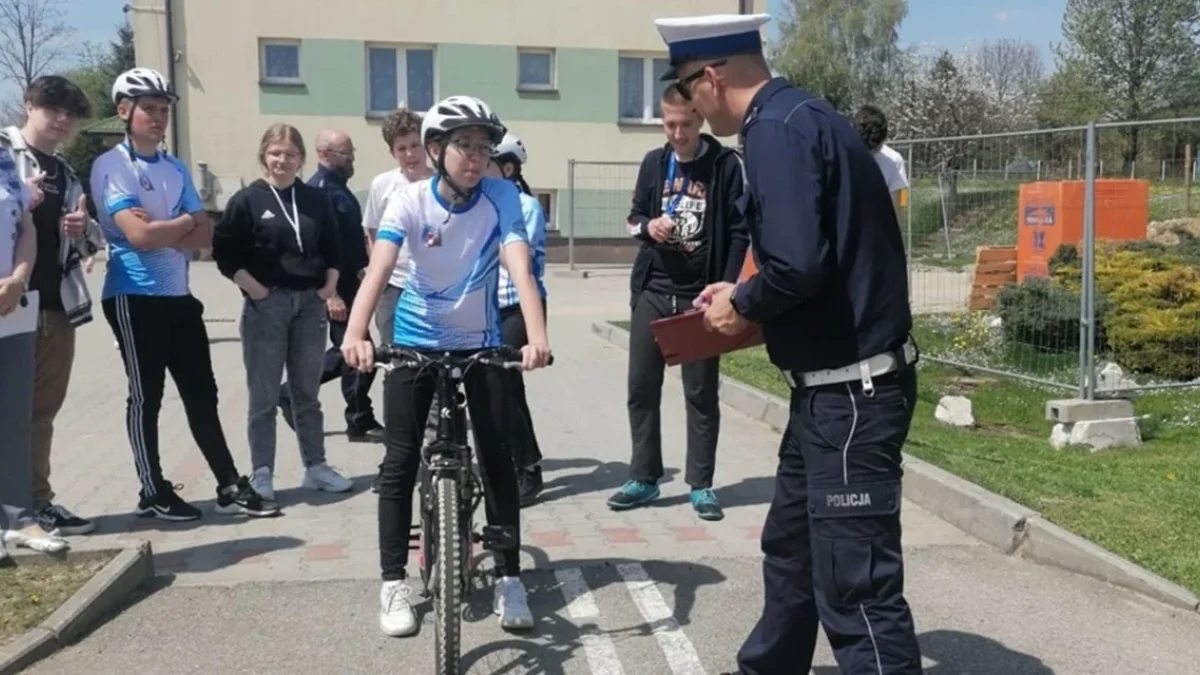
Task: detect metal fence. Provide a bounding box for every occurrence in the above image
[893,117,1200,397]
[564,117,1200,398]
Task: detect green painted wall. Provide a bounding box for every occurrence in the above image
[259,39,365,116]
[258,40,622,124]
[436,44,618,123]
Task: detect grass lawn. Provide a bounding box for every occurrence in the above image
[0,555,111,647]
[609,320,1200,595]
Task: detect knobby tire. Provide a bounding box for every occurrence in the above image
[434,476,462,675]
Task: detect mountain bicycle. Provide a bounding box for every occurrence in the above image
[372,344,552,674]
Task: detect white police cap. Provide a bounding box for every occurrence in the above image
[654,13,771,81]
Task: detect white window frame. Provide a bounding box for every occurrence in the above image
[618,54,670,124]
[533,190,557,230]
[517,48,556,91]
[365,43,437,118]
[259,39,302,85]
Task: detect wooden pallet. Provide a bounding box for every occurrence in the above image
[968,246,1018,310]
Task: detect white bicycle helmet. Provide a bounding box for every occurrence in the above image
[421,95,506,146]
[112,67,177,104]
[493,132,527,165]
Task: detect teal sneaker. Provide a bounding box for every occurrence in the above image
[690,488,724,521]
[606,480,660,510]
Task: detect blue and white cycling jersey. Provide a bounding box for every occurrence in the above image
[90,142,203,300]
[376,175,528,350]
[498,191,548,309]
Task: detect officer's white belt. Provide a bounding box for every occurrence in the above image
[781,340,916,394]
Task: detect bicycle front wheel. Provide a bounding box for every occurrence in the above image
[434,475,462,675]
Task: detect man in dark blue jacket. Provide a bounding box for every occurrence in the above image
[280,129,383,442]
[655,12,924,675]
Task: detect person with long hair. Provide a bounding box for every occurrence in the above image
[212,123,353,503]
[485,131,548,506]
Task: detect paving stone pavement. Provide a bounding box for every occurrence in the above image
[51,262,970,586]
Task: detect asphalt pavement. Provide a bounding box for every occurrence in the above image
[28,551,1200,675]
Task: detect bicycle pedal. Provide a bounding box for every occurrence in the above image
[479,525,519,551]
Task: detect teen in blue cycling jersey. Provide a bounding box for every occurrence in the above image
[91,68,275,522]
[341,96,550,638]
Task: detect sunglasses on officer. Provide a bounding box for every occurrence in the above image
[673,59,727,102]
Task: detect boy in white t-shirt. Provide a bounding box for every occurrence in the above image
[853,104,908,215]
[361,108,437,493]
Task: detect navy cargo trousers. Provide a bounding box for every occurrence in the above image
[735,364,923,675]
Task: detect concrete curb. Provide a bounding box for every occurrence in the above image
[0,542,155,675]
[590,320,1200,613]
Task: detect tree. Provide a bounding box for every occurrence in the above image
[974,38,1045,129]
[892,51,991,222]
[1059,0,1200,169]
[0,0,74,89]
[61,21,135,194]
[769,0,909,113]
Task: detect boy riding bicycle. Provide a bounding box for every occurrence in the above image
[341,95,551,638]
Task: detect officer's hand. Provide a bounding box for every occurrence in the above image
[647,216,675,243]
[703,283,750,336]
[694,281,734,310]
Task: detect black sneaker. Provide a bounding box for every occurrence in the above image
[37,504,95,536]
[136,483,202,522]
[348,421,385,443]
[517,466,543,507]
[215,477,280,518]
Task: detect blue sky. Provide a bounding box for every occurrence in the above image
[1,0,1069,105]
[765,0,1068,66]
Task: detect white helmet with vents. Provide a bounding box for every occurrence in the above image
[493,132,527,165]
[112,67,177,104]
[421,95,506,146]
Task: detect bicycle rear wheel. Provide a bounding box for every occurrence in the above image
[434,475,462,675]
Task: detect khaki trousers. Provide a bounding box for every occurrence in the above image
[32,310,75,509]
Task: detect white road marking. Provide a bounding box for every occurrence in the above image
[555,567,626,675]
[617,563,708,675]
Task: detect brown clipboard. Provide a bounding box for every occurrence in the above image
[648,252,764,366]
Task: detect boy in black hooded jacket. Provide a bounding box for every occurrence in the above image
[610,87,749,522]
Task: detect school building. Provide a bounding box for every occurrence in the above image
[125,0,765,262]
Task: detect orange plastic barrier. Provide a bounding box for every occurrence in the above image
[1017,179,1149,281]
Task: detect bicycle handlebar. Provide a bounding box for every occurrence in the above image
[373,344,554,371]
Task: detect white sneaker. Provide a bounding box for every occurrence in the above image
[494,576,535,630]
[380,580,418,637]
[250,466,275,502]
[303,463,353,493]
[3,525,69,554]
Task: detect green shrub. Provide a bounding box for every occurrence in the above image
[996,278,1092,353]
[1053,243,1200,381]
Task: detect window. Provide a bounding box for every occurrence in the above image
[367,45,436,116]
[534,190,556,230]
[260,39,301,85]
[618,55,670,123]
[518,49,555,91]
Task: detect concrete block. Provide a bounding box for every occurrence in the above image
[1020,517,1200,612]
[1050,418,1141,452]
[717,378,771,424]
[1045,398,1135,423]
[900,455,1036,554]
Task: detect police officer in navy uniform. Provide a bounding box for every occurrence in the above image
[654,13,924,675]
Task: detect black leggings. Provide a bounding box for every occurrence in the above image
[377,350,521,581]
